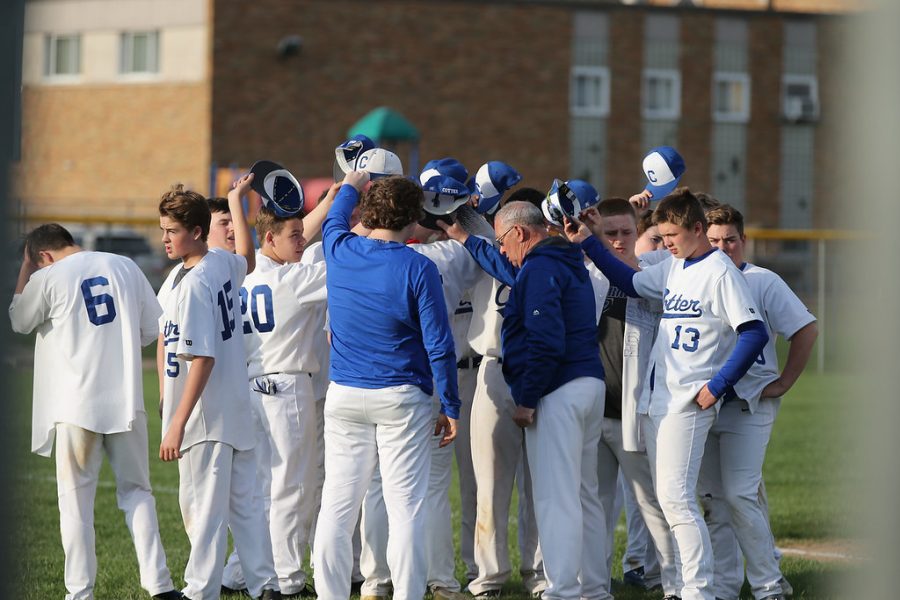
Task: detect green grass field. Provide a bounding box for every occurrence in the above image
[8,368,857,599]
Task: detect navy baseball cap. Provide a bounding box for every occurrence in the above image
[642,146,686,200]
[249,160,304,217]
[473,161,522,215]
[545,178,596,222]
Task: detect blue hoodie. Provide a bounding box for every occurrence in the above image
[464,235,604,409]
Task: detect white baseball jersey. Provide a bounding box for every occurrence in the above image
[300,241,331,400]
[409,240,482,359]
[466,272,509,358]
[732,262,816,410]
[9,251,161,456]
[241,252,328,379]
[451,293,476,360]
[159,248,255,452]
[633,249,762,415]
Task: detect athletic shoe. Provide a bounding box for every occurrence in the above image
[623,566,645,587]
[222,585,249,596]
[283,582,317,598]
[260,590,283,600]
[759,596,785,600]
[153,592,184,600]
[433,588,469,600]
[662,595,681,600]
[472,590,501,598]
[779,576,794,597]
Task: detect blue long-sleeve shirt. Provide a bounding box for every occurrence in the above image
[323,185,460,418]
[464,235,604,408]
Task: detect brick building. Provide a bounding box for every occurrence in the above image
[14,0,861,229]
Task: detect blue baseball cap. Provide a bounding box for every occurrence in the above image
[418,159,471,229]
[473,161,522,215]
[566,179,600,210]
[642,146,686,200]
[333,134,376,182]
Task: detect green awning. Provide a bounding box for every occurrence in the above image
[347,106,420,142]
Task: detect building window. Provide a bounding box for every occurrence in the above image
[782,74,819,123]
[43,34,81,77]
[120,31,159,75]
[713,72,750,123]
[642,69,680,120]
[570,66,610,118]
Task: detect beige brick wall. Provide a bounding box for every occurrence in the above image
[12,82,210,219]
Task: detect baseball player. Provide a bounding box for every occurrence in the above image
[313,172,459,600]
[571,188,769,600]
[698,204,817,600]
[156,177,280,600]
[444,187,553,598]
[237,203,330,598]
[207,196,236,253]
[587,197,681,600]
[9,224,181,600]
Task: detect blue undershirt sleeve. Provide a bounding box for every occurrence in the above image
[462,236,517,287]
[707,320,769,399]
[580,236,640,297]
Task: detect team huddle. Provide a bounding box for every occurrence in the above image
[9,139,817,600]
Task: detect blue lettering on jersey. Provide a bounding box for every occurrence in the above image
[661,288,703,319]
[455,300,473,315]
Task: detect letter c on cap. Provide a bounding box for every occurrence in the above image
[647,169,658,183]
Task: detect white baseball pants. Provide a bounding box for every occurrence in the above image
[55,414,174,600]
[178,441,277,600]
[222,390,272,591]
[454,364,479,582]
[468,356,545,595]
[597,417,680,596]
[525,377,609,600]
[698,398,783,600]
[620,473,660,580]
[360,396,460,594]
[313,383,432,600]
[646,408,717,600]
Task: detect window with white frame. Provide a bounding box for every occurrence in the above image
[713,72,750,123]
[120,31,160,75]
[570,66,610,118]
[43,34,81,78]
[642,69,680,119]
[782,74,819,122]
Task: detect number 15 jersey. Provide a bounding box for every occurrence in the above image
[159,248,255,452]
[633,249,761,416]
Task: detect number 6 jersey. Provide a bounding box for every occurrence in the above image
[158,248,255,452]
[633,249,762,416]
[9,251,161,457]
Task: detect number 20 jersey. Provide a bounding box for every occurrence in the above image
[158,248,255,452]
[240,252,328,379]
[633,249,762,416]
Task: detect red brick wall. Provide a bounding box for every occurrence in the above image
[678,12,714,194]
[746,13,784,226]
[606,9,645,196]
[211,0,571,189]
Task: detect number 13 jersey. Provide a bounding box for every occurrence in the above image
[633,249,761,416]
